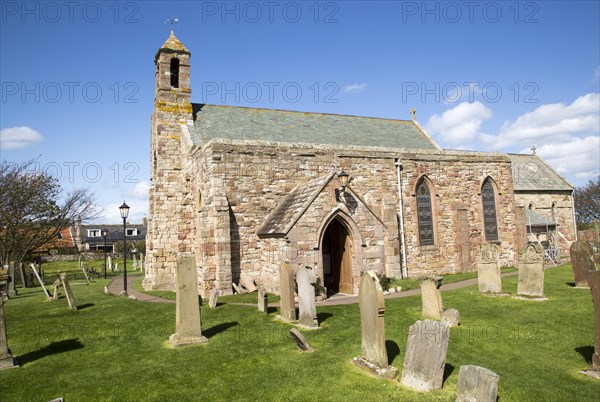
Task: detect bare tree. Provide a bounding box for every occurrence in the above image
[0,159,98,266]
[575,175,600,226]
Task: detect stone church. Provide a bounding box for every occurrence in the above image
[143,31,576,296]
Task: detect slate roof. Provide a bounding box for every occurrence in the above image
[509,154,573,191]
[188,104,439,150]
[256,173,334,237]
[80,224,146,245]
[526,209,556,227]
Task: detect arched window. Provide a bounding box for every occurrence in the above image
[528,202,535,210]
[170,58,180,88]
[482,179,499,241]
[416,178,434,246]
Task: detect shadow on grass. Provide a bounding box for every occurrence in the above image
[443,363,455,384]
[566,282,576,287]
[268,306,278,314]
[575,346,594,364]
[78,303,94,310]
[204,321,239,339]
[317,312,333,324]
[18,339,84,366]
[385,340,400,365]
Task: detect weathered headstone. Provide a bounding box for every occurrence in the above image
[517,243,545,298]
[7,262,17,297]
[240,272,257,292]
[441,308,460,327]
[352,271,398,379]
[278,262,296,322]
[59,273,77,311]
[232,282,245,294]
[475,243,502,294]
[258,288,268,314]
[455,365,499,402]
[289,328,313,352]
[400,319,450,391]
[80,264,91,285]
[588,270,600,372]
[30,264,51,300]
[140,253,145,273]
[420,276,443,320]
[133,255,138,270]
[208,287,219,309]
[108,255,113,272]
[296,266,318,329]
[0,297,18,370]
[169,253,208,346]
[52,278,62,301]
[18,263,28,288]
[570,241,595,288]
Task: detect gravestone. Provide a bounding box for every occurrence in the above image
[278,262,296,322]
[240,272,257,292]
[133,255,138,270]
[0,297,18,370]
[208,287,219,309]
[30,264,51,300]
[352,271,398,379]
[420,276,443,320]
[80,264,91,285]
[400,319,450,391]
[475,243,502,294]
[18,263,28,288]
[441,308,460,327]
[8,262,16,297]
[108,255,113,272]
[258,288,268,314]
[169,253,208,346]
[140,253,144,273]
[289,328,313,352]
[52,278,62,301]
[296,266,318,329]
[588,270,600,372]
[59,273,77,311]
[455,365,499,402]
[517,243,545,298]
[570,241,595,288]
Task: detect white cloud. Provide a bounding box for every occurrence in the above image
[133,181,150,199]
[425,93,600,185]
[343,83,367,93]
[425,101,494,148]
[0,126,44,149]
[93,200,148,225]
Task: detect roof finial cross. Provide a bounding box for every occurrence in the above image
[531,145,537,155]
[410,107,416,121]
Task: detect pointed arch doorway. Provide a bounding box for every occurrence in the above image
[322,218,353,294]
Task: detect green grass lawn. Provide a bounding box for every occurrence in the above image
[1,263,598,401]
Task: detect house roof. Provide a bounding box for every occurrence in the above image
[80,224,146,243]
[526,209,556,227]
[509,154,573,191]
[188,104,440,150]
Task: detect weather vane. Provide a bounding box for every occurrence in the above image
[165,18,179,30]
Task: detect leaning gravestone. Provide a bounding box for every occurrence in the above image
[420,276,443,320]
[455,365,499,402]
[289,328,313,351]
[8,262,17,297]
[208,287,219,309]
[240,272,258,292]
[0,297,18,370]
[570,241,595,288]
[296,266,318,329]
[352,271,398,379]
[59,273,77,311]
[30,264,51,300]
[475,242,502,294]
[517,243,545,298]
[80,264,91,285]
[278,262,296,322]
[169,253,208,346]
[258,288,268,314]
[400,319,450,391]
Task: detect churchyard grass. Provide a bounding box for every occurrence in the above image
[1,263,597,401]
[388,266,518,291]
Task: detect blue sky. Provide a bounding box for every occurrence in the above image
[1,0,599,224]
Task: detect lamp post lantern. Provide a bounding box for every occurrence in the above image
[119,201,130,293]
[102,229,108,279]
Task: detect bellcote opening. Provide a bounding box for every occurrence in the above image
[170,58,180,88]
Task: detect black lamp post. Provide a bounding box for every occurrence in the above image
[102,229,108,279]
[119,201,130,293]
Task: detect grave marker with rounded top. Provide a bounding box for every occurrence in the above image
[169,253,208,346]
[475,243,502,294]
[258,288,268,314]
[59,273,77,311]
[278,262,296,322]
[455,365,499,402]
[570,240,595,288]
[352,270,398,379]
[420,276,443,320]
[517,243,545,298]
[208,287,219,309]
